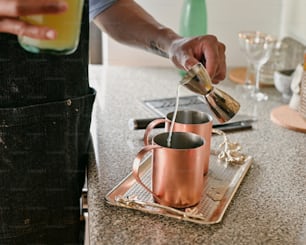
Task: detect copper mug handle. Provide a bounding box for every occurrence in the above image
[132,144,164,204]
[143,118,166,145]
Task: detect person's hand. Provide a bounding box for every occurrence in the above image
[0,0,67,39]
[169,35,226,84]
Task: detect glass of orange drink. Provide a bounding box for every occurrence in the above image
[18,0,84,55]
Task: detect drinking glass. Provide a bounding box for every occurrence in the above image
[238,31,277,101]
[18,0,84,55]
[238,32,254,90]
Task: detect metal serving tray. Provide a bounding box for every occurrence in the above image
[105,153,252,225]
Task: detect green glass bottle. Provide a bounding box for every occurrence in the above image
[179,0,207,76]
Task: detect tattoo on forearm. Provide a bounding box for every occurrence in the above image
[149,41,168,58]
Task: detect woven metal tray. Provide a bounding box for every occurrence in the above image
[105,153,252,225]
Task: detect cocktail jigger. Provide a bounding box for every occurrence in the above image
[181,63,240,123]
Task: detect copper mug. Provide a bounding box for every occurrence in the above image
[144,110,213,175]
[133,132,205,208]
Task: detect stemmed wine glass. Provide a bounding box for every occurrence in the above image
[238,32,254,91]
[238,31,277,101]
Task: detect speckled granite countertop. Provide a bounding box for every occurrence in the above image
[87,65,306,245]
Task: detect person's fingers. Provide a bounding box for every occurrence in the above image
[184,55,226,84]
[203,36,225,78]
[0,0,67,39]
[182,36,226,83]
[169,35,227,83]
[210,42,226,83]
[184,56,199,71]
[0,17,56,39]
[0,0,67,17]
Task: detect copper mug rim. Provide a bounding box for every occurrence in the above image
[144,110,212,146]
[153,131,204,149]
[166,110,213,125]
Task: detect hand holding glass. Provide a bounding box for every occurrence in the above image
[18,0,84,55]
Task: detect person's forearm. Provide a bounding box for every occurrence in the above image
[93,0,180,58]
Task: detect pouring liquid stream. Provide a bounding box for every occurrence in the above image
[166,82,187,147]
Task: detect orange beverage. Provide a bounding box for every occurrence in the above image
[18,0,84,55]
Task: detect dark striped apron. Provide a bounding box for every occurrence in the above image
[0,1,95,244]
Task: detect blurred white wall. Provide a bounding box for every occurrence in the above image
[280,0,306,44]
[102,0,183,67]
[101,0,304,67]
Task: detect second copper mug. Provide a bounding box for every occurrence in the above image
[133,131,204,208]
[144,110,213,175]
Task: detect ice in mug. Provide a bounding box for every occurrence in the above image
[18,0,84,55]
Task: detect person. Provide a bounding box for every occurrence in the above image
[0,0,226,244]
[90,0,226,83]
